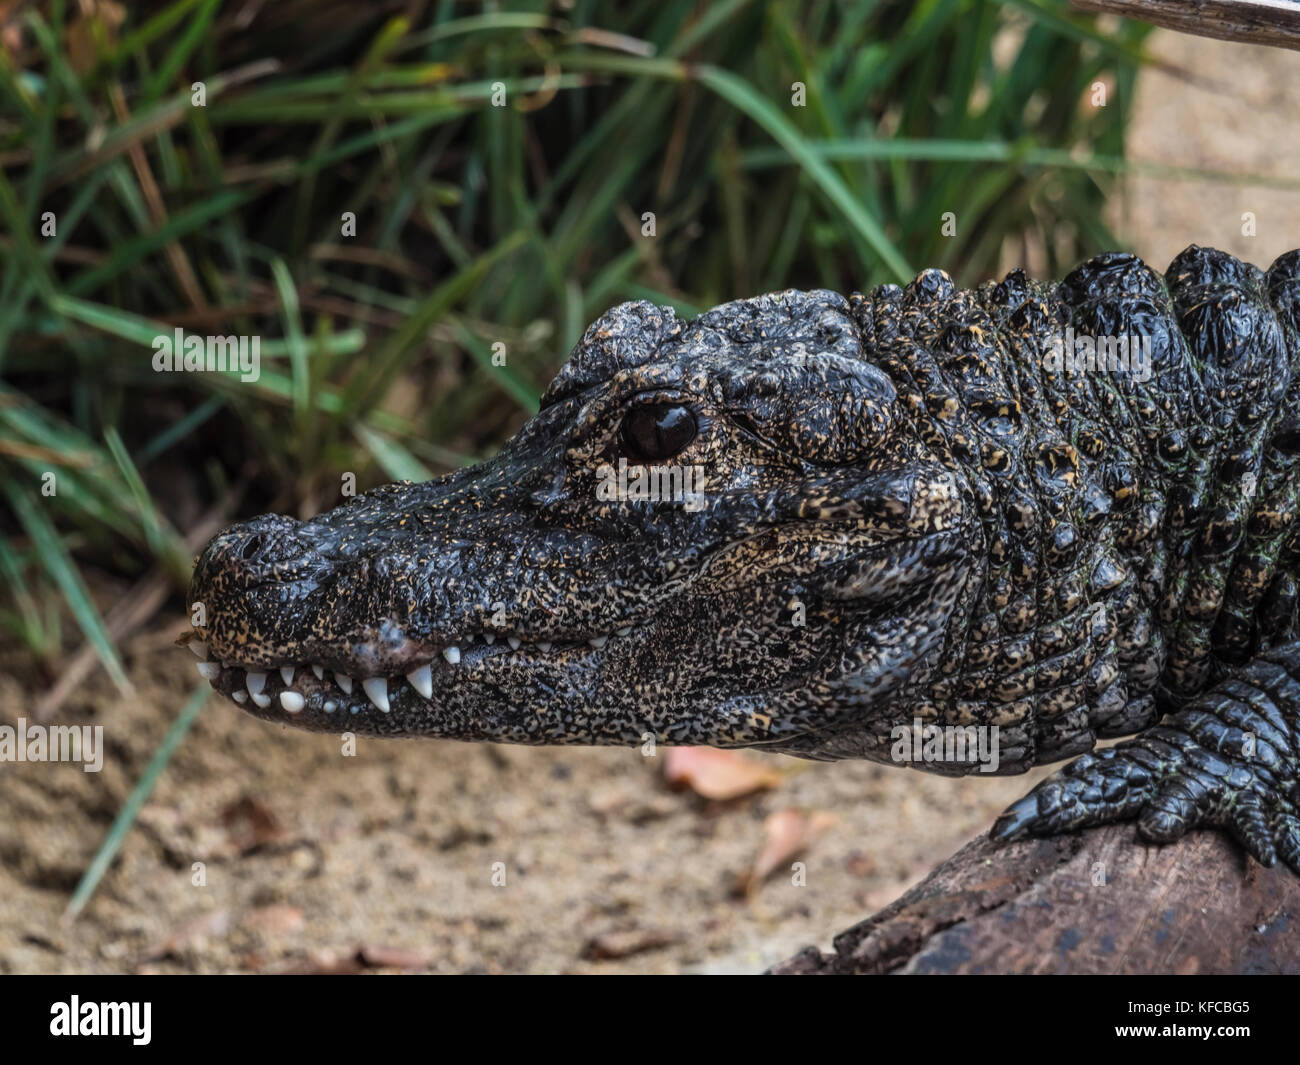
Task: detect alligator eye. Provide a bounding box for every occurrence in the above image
[619,402,698,463]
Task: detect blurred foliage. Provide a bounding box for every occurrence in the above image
[0,0,1239,676]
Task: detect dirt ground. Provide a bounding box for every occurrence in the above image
[3,29,1300,975]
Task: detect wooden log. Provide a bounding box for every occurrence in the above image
[1071,0,1300,51]
[770,822,1300,974]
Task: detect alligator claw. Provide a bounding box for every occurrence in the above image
[992,745,1158,841]
[994,648,1300,875]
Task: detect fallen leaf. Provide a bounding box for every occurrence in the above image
[742,808,837,893]
[845,850,879,878]
[243,904,304,935]
[220,795,287,853]
[359,945,437,970]
[582,928,681,961]
[663,747,783,801]
[587,785,631,814]
[269,949,365,976]
[65,0,125,75]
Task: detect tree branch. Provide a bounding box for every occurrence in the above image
[1072,0,1300,50]
[771,822,1300,974]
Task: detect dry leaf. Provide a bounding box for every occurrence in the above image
[359,945,437,970]
[582,927,681,960]
[663,747,783,801]
[744,808,837,892]
[220,795,287,853]
[243,904,304,935]
[65,0,125,75]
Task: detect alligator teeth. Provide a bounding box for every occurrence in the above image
[442,646,461,665]
[311,664,325,680]
[323,700,338,713]
[538,642,552,653]
[280,691,305,713]
[508,636,521,650]
[335,673,353,694]
[188,640,209,660]
[616,627,632,637]
[246,671,267,696]
[279,666,295,685]
[196,661,220,679]
[251,692,271,709]
[407,664,433,699]
[588,636,607,649]
[362,676,390,712]
[232,690,248,704]
[484,634,495,645]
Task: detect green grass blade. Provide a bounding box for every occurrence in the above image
[2,483,131,692]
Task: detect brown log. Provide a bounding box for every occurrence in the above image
[1071,0,1300,50]
[770,822,1300,974]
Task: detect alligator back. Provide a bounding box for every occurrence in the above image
[841,245,1300,768]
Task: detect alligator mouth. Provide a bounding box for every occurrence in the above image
[184,622,640,720]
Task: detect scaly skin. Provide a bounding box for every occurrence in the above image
[187,244,1300,873]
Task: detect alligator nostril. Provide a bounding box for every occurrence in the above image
[211,514,310,575]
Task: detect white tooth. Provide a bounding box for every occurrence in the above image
[280,666,295,685]
[233,690,248,704]
[407,664,433,699]
[484,634,495,645]
[442,646,461,665]
[362,677,390,712]
[246,672,267,696]
[196,661,220,679]
[335,673,353,694]
[279,691,305,713]
[251,692,271,708]
[616,627,632,637]
[538,642,552,653]
[312,664,325,680]
[508,636,521,650]
[188,640,209,660]
[588,636,607,649]
[323,700,337,713]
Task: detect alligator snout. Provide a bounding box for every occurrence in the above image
[195,513,314,588]
[188,511,339,676]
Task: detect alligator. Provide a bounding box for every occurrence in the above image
[186,244,1300,873]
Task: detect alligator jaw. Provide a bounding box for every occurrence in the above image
[186,619,647,725]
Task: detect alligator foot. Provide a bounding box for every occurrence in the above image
[992,644,1300,873]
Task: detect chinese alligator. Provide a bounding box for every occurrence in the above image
[187,244,1300,873]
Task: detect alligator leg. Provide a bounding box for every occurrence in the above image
[992,643,1300,873]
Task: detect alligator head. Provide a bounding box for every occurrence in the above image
[187,289,975,755]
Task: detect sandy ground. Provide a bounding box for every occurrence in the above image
[3,29,1300,975]
[0,618,1050,975]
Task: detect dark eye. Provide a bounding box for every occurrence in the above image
[619,402,698,462]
